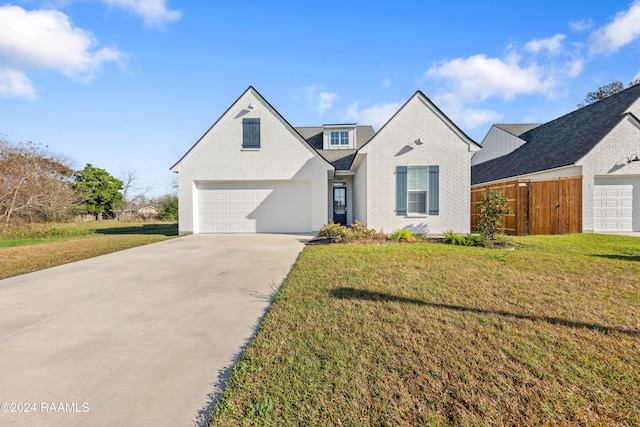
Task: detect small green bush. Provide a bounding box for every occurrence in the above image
[444,230,466,245]
[389,229,416,243]
[444,230,487,247]
[466,233,487,247]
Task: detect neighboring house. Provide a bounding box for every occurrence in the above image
[472,83,640,233]
[471,124,540,166]
[170,86,480,235]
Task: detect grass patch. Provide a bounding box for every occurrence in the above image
[0,225,95,246]
[210,234,640,426]
[0,221,178,279]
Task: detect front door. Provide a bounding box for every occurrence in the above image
[333,187,347,225]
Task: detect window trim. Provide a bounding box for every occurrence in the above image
[407,167,428,215]
[330,130,349,146]
[396,165,439,216]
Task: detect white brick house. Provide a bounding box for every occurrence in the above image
[171,86,480,235]
[472,84,640,233]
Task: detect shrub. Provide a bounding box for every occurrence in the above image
[444,230,487,247]
[316,221,386,243]
[350,221,386,241]
[466,233,487,247]
[317,223,352,243]
[389,229,416,243]
[444,230,467,245]
[476,190,512,241]
[157,195,178,221]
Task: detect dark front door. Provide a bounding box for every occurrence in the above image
[333,187,347,225]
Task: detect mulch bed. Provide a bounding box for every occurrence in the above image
[307,236,514,250]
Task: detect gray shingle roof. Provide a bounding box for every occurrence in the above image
[295,126,375,170]
[494,123,541,136]
[472,84,640,185]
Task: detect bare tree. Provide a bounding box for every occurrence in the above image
[0,139,75,231]
[118,169,153,220]
[577,79,640,108]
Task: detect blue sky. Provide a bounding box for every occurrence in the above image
[1,1,640,197]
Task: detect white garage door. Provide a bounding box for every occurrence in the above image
[197,181,311,233]
[594,184,633,232]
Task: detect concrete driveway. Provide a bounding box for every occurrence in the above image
[0,234,308,427]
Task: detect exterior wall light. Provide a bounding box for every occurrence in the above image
[415,138,423,145]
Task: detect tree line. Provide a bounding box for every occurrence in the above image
[577,78,640,108]
[0,138,177,232]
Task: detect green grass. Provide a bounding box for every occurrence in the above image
[0,221,178,279]
[210,234,640,426]
[0,221,177,247]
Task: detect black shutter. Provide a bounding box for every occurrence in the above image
[242,118,260,148]
[428,165,439,215]
[396,166,407,216]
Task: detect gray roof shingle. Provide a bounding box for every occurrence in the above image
[494,123,541,136]
[295,126,375,170]
[472,84,640,185]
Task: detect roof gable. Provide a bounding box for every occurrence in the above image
[358,90,481,155]
[170,86,332,171]
[472,83,640,185]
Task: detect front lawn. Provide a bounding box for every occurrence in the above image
[0,221,178,279]
[210,234,640,426]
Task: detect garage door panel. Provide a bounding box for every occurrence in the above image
[594,184,633,232]
[197,181,311,233]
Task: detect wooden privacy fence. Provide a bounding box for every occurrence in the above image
[471,176,582,235]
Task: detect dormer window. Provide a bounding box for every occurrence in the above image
[323,124,357,150]
[330,131,349,146]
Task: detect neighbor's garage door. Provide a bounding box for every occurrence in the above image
[197,181,311,233]
[594,184,633,232]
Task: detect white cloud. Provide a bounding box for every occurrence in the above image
[100,0,181,27]
[0,68,35,98]
[0,5,125,89]
[567,57,585,78]
[304,85,337,115]
[345,100,404,130]
[426,54,553,103]
[569,19,593,33]
[382,78,391,88]
[317,91,337,115]
[590,0,640,55]
[525,34,566,55]
[459,108,503,129]
[424,41,584,129]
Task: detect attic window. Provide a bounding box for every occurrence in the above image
[330,131,349,146]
